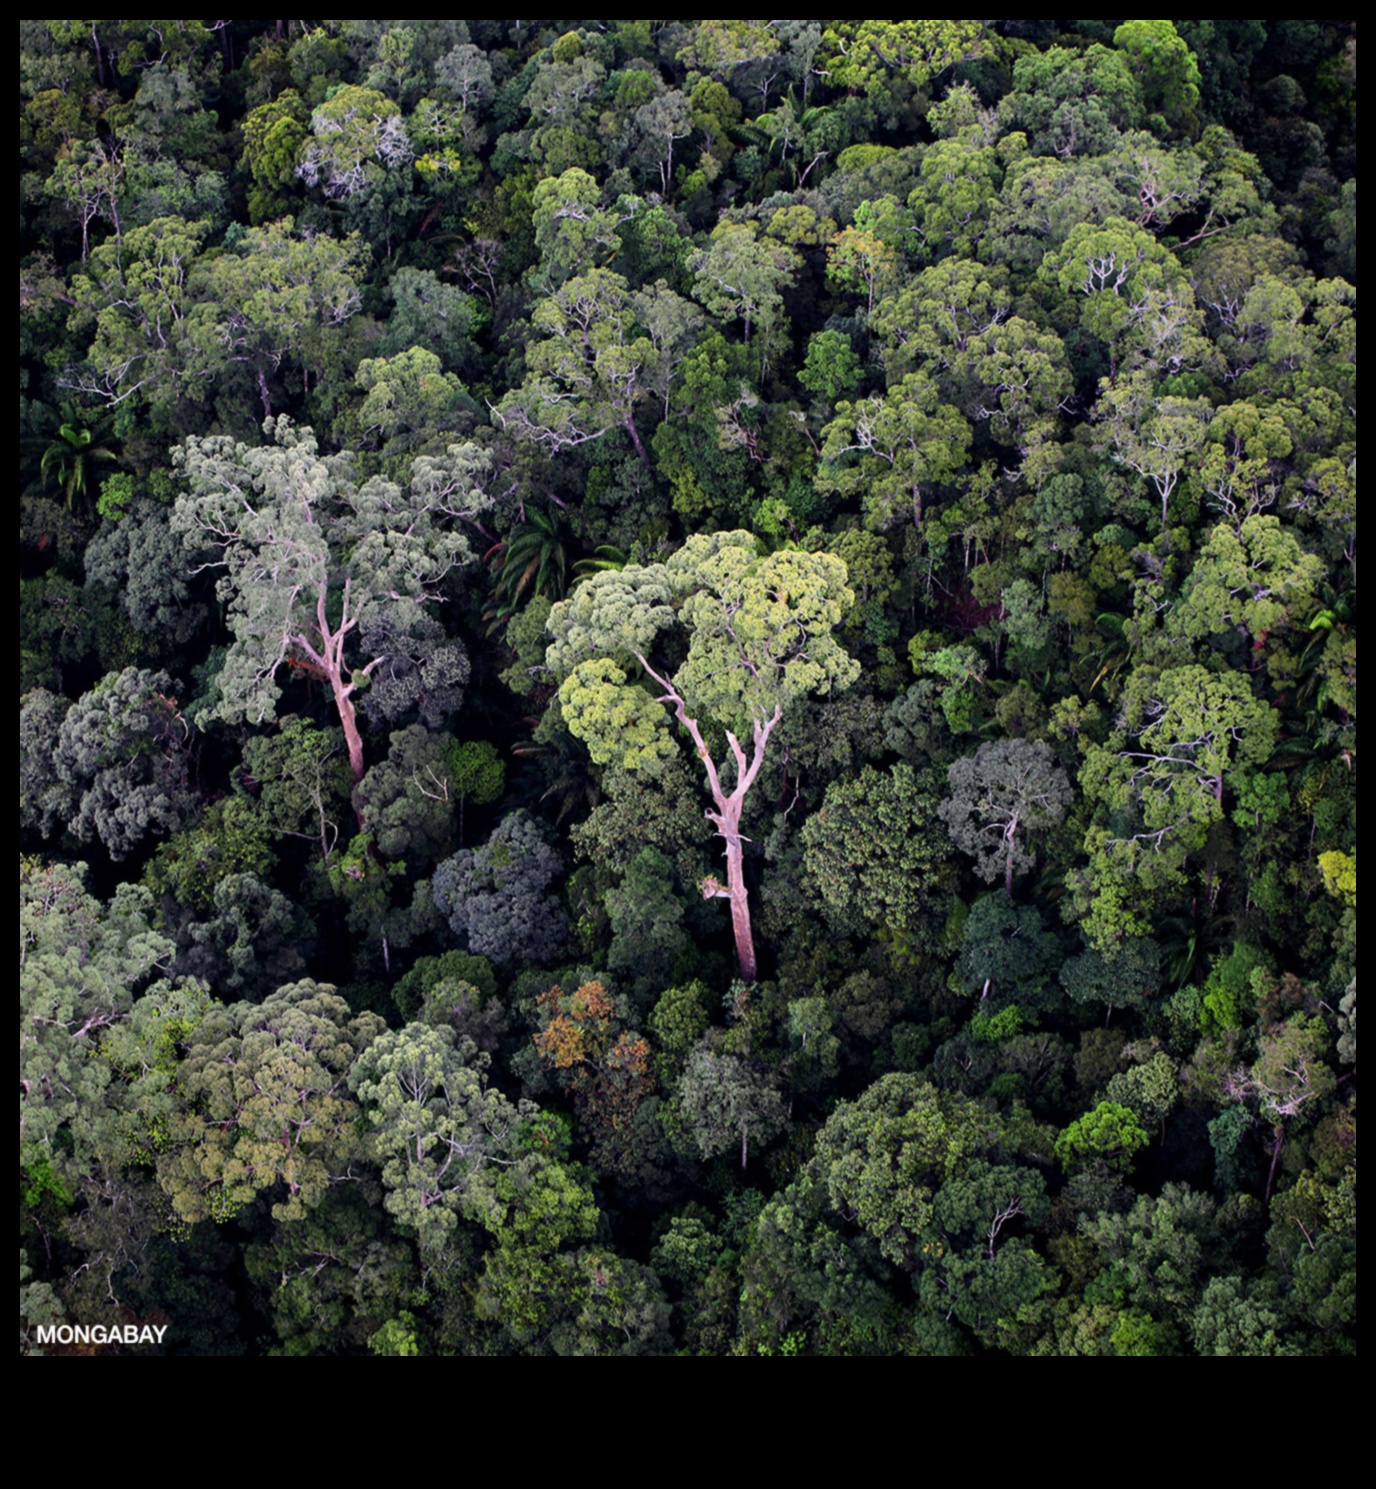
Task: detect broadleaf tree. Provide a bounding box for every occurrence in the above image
[546,531,859,980]
[939,738,1073,896]
[172,418,490,781]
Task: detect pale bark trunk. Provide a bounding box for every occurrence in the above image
[635,652,779,982]
[332,676,366,785]
[623,415,650,466]
[292,579,372,785]
[322,581,367,784]
[723,832,757,983]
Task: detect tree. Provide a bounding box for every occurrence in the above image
[1042,217,1205,381]
[546,531,859,980]
[527,167,621,290]
[241,715,352,863]
[1055,1101,1150,1174]
[872,259,1012,379]
[1082,1183,1222,1328]
[1190,1275,1297,1356]
[239,91,309,224]
[604,848,692,1001]
[380,268,479,371]
[349,1023,534,1251]
[1113,21,1201,137]
[173,419,490,782]
[1061,936,1163,1016]
[799,329,863,406]
[983,155,1136,273]
[1106,1051,1179,1133]
[817,372,971,533]
[21,860,174,1185]
[477,1145,670,1356]
[63,216,210,418]
[44,135,126,261]
[84,496,209,648]
[351,345,478,456]
[570,754,707,881]
[532,981,655,1181]
[174,872,311,1000]
[955,894,1062,1008]
[244,1186,422,1355]
[444,739,504,847]
[820,21,985,101]
[690,220,799,349]
[677,1042,786,1172]
[485,506,570,624]
[353,724,457,867]
[157,981,384,1225]
[1078,664,1279,948]
[920,1160,1056,1350]
[1171,514,1324,657]
[812,1074,1000,1270]
[31,668,198,861]
[907,134,1001,262]
[295,84,413,200]
[432,810,568,967]
[918,1236,1056,1353]
[434,39,494,112]
[496,269,698,464]
[1000,44,1143,157]
[940,739,1073,896]
[800,762,953,943]
[36,402,121,511]
[826,225,900,316]
[630,90,695,198]
[1228,1015,1337,1201]
[188,220,370,421]
[1096,372,1211,530]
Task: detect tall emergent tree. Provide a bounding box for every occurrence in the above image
[173,419,490,782]
[547,531,858,980]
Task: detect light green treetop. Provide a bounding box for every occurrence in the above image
[349,1022,536,1251]
[547,531,858,981]
[548,531,859,747]
[157,980,384,1224]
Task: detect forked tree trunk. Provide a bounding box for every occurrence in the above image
[292,577,381,785]
[636,653,780,983]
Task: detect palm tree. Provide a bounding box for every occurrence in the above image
[571,544,628,582]
[483,506,569,632]
[27,401,121,511]
[511,716,601,827]
[753,86,836,187]
[1074,612,1133,700]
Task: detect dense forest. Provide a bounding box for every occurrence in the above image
[20,19,1356,1356]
